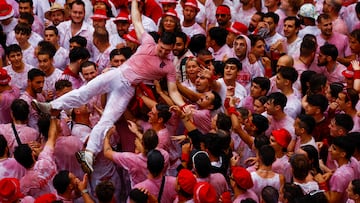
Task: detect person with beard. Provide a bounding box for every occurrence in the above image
[317,44,347,84]
[181,0,206,38]
[173,31,194,82]
[57,0,94,52]
[248,12,264,34]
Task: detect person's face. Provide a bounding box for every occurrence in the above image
[161,3,176,12]
[347,182,359,201]
[18,17,29,25]
[156,40,174,59]
[110,54,126,67]
[94,2,107,10]
[318,18,333,37]
[283,19,298,39]
[251,40,265,58]
[249,14,262,32]
[56,86,72,97]
[148,106,159,124]
[223,64,238,81]
[226,32,237,48]
[186,60,200,81]
[263,17,276,34]
[328,144,344,161]
[19,2,32,14]
[29,76,45,94]
[69,42,81,50]
[322,0,332,13]
[93,19,106,28]
[304,104,318,116]
[328,118,343,137]
[81,65,98,82]
[8,51,23,68]
[70,3,85,24]
[197,54,214,68]
[44,30,59,45]
[233,38,247,59]
[250,82,265,98]
[264,99,276,115]
[317,51,328,66]
[183,6,196,21]
[68,172,81,190]
[216,13,231,26]
[37,54,53,74]
[349,36,360,54]
[275,73,287,90]
[115,21,130,37]
[172,37,186,57]
[195,72,210,93]
[335,92,348,111]
[51,10,65,26]
[253,99,265,114]
[15,31,30,45]
[197,91,215,110]
[162,16,177,32]
[294,118,302,136]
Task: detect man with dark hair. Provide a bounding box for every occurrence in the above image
[290,154,319,194]
[108,48,132,68]
[265,92,296,152]
[17,0,44,35]
[241,76,270,113]
[318,43,347,84]
[282,16,302,57]
[93,27,115,72]
[12,23,37,67]
[0,99,38,154]
[33,0,188,174]
[69,35,88,50]
[53,170,85,201]
[173,31,194,82]
[95,180,115,203]
[336,88,360,132]
[44,26,69,70]
[20,69,46,130]
[293,38,319,76]
[294,114,317,151]
[263,12,285,53]
[207,27,232,61]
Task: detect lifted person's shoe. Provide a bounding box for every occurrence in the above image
[31,99,52,114]
[75,151,94,174]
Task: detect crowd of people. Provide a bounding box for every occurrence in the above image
[1,0,360,202]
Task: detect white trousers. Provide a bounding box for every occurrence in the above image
[52,68,135,154]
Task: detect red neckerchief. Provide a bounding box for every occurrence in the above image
[63,66,80,79]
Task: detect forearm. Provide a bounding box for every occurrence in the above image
[103,137,114,161]
[169,89,186,107]
[46,117,58,148]
[139,94,157,109]
[177,82,201,102]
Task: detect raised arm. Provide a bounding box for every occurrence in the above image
[46,111,61,149]
[131,0,145,39]
[168,81,186,107]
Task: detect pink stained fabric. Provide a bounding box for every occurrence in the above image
[316,32,351,58]
[350,115,360,132]
[181,23,206,38]
[53,47,69,71]
[250,171,281,197]
[122,32,177,84]
[210,44,234,61]
[322,62,347,84]
[56,20,94,51]
[0,123,39,154]
[133,176,177,203]
[93,45,115,73]
[329,162,355,203]
[233,190,259,203]
[265,115,296,140]
[0,158,26,180]
[192,108,212,134]
[54,136,84,179]
[4,64,34,93]
[272,155,292,182]
[217,78,247,113]
[60,67,84,89]
[19,91,46,131]
[0,86,20,124]
[43,68,63,100]
[20,145,57,198]
[197,173,229,199]
[240,95,255,113]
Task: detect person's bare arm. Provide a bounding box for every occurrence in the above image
[131,0,145,39]
[351,60,360,92]
[103,127,117,161]
[46,110,61,149]
[168,81,186,107]
[176,80,202,102]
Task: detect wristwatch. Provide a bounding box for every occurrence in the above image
[81,189,88,195]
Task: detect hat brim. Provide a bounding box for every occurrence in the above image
[0,8,14,21]
[44,9,65,20]
[0,76,11,85]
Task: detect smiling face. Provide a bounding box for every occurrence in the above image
[70,3,85,24]
[156,40,174,59]
[196,91,215,110]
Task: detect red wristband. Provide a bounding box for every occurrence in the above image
[227,107,240,116]
[354,70,360,79]
[318,182,329,192]
[181,153,189,162]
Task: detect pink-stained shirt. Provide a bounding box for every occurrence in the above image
[240,95,255,113]
[20,91,46,131]
[322,62,347,84]
[20,145,57,198]
[112,149,170,186]
[204,0,234,25]
[0,86,20,124]
[217,78,247,113]
[6,31,43,47]
[332,17,349,35]
[351,115,360,132]
[250,172,281,197]
[31,15,45,37]
[286,37,302,58]
[272,155,292,182]
[71,123,91,144]
[60,66,84,89]
[294,136,318,152]
[0,123,39,154]
[298,26,321,39]
[43,68,63,100]
[329,162,355,203]
[233,190,259,203]
[1,17,17,35]
[316,32,351,58]
[0,158,26,180]
[210,44,234,61]
[197,173,229,199]
[192,109,212,134]
[284,93,302,119]
[181,23,206,38]
[57,20,94,51]
[173,50,194,82]
[53,47,69,71]
[265,115,296,140]
[93,45,115,73]
[122,32,177,84]
[22,45,38,67]
[133,176,177,203]
[4,64,34,93]
[234,7,257,27]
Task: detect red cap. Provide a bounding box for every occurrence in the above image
[0,1,13,20]
[342,64,354,79]
[0,178,24,203]
[91,9,109,20]
[92,0,111,8]
[114,10,130,22]
[162,8,178,19]
[220,191,232,203]
[216,5,230,15]
[0,68,11,85]
[193,182,217,203]
[227,22,248,35]
[34,193,57,203]
[184,0,200,12]
[231,166,254,190]
[272,128,291,148]
[177,169,197,195]
[159,0,177,4]
[124,30,140,45]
